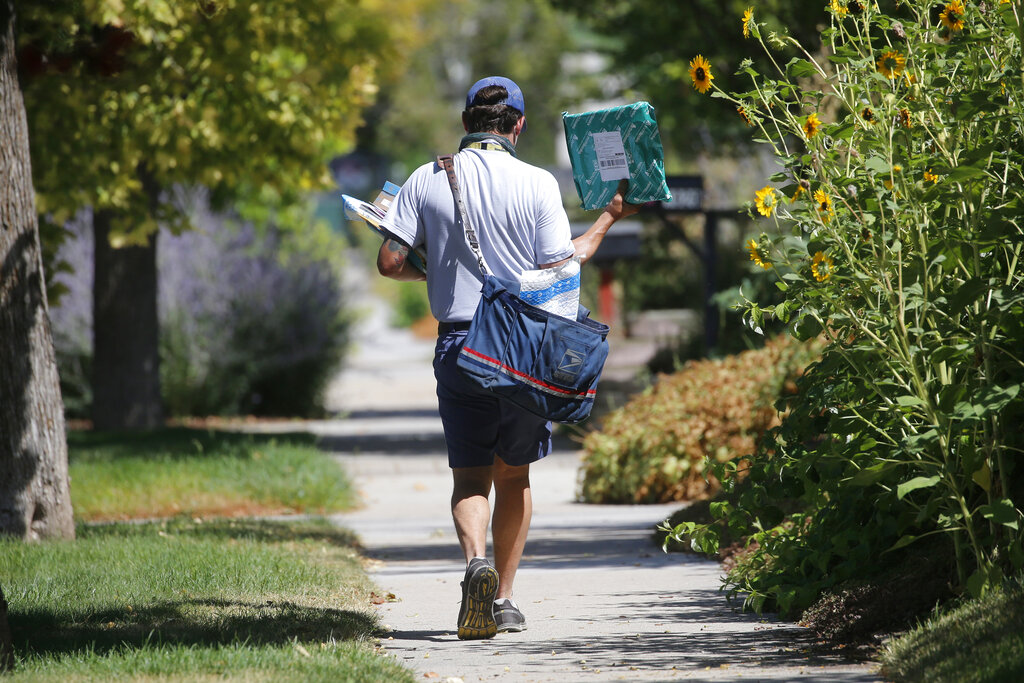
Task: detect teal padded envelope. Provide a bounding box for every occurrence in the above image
[562,102,672,210]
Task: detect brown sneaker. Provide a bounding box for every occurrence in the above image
[457,558,498,640]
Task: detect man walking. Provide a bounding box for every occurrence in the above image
[376,76,638,639]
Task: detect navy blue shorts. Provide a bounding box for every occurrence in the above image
[434,330,552,469]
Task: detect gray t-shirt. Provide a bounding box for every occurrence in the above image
[380,147,574,322]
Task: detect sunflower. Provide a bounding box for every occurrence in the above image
[861,107,875,123]
[689,55,714,94]
[811,251,835,282]
[742,7,753,38]
[803,112,822,138]
[883,167,902,194]
[877,50,906,79]
[924,168,939,183]
[831,0,848,17]
[754,186,778,217]
[746,239,771,269]
[940,1,966,32]
[813,189,834,223]
[899,108,911,128]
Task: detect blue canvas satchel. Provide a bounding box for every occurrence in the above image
[438,154,610,423]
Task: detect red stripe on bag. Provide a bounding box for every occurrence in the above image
[461,346,597,399]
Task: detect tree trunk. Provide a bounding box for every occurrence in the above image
[0,583,12,671]
[0,0,75,541]
[91,209,163,430]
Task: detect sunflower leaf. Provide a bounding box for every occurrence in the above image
[786,58,818,80]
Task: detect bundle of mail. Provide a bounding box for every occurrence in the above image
[342,181,427,273]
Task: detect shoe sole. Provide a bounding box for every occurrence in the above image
[457,564,498,640]
[496,622,527,633]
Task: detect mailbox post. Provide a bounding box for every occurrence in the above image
[573,175,737,353]
[650,175,724,353]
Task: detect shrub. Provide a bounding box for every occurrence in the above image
[391,281,430,328]
[579,334,821,504]
[880,578,1024,683]
[49,197,350,418]
[159,211,350,417]
[667,1,1024,616]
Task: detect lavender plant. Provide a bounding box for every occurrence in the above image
[49,195,350,419]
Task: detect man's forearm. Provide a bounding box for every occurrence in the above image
[390,261,427,282]
[571,209,618,266]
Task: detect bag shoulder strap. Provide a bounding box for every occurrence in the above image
[437,154,491,277]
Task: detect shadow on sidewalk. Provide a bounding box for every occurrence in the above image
[319,432,451,455]
[504,607,869,673]
[362,520,680,569]
[381,588,876,678]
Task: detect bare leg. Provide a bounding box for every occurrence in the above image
[451,465,493,562]
[491,458,531,600]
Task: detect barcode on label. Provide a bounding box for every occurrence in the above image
[592,130,631,182]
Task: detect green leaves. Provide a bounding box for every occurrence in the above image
[23,0,431,242]
[704,0,1024,615]
[786,57,819,80]
[897,475,942,500]
[955,384,1022,421]
[978,499,1020,531]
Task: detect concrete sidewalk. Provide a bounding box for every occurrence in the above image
[318,257,880,681]
[324,419,879,683]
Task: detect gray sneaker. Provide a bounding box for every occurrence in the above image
[457,558,498,640]
[493,598,527,633]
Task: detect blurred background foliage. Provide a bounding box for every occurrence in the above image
[550,0,827,159]
[50,195,349,419]
[25,0,823,419]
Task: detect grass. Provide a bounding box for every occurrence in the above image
[1,517,414,682]
[879,582,1024,682]
[68,428,356,521]
[0,427,413,680]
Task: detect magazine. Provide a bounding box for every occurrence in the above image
[342,181,427,274]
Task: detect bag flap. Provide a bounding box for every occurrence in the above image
[481,274,521,301]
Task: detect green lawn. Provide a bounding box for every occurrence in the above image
[0,428,412,681]
[68,428,355,521]
[880,583,1024,683]
[2,518,412,682]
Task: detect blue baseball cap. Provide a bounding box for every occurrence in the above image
[465,76,525,116]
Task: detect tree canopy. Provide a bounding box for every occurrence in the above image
[361,0,580,175]
[17,0,432,246]
[551,0,828,158]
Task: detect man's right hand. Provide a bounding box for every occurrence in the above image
[606,179,641,221]
[563,180,641,267]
